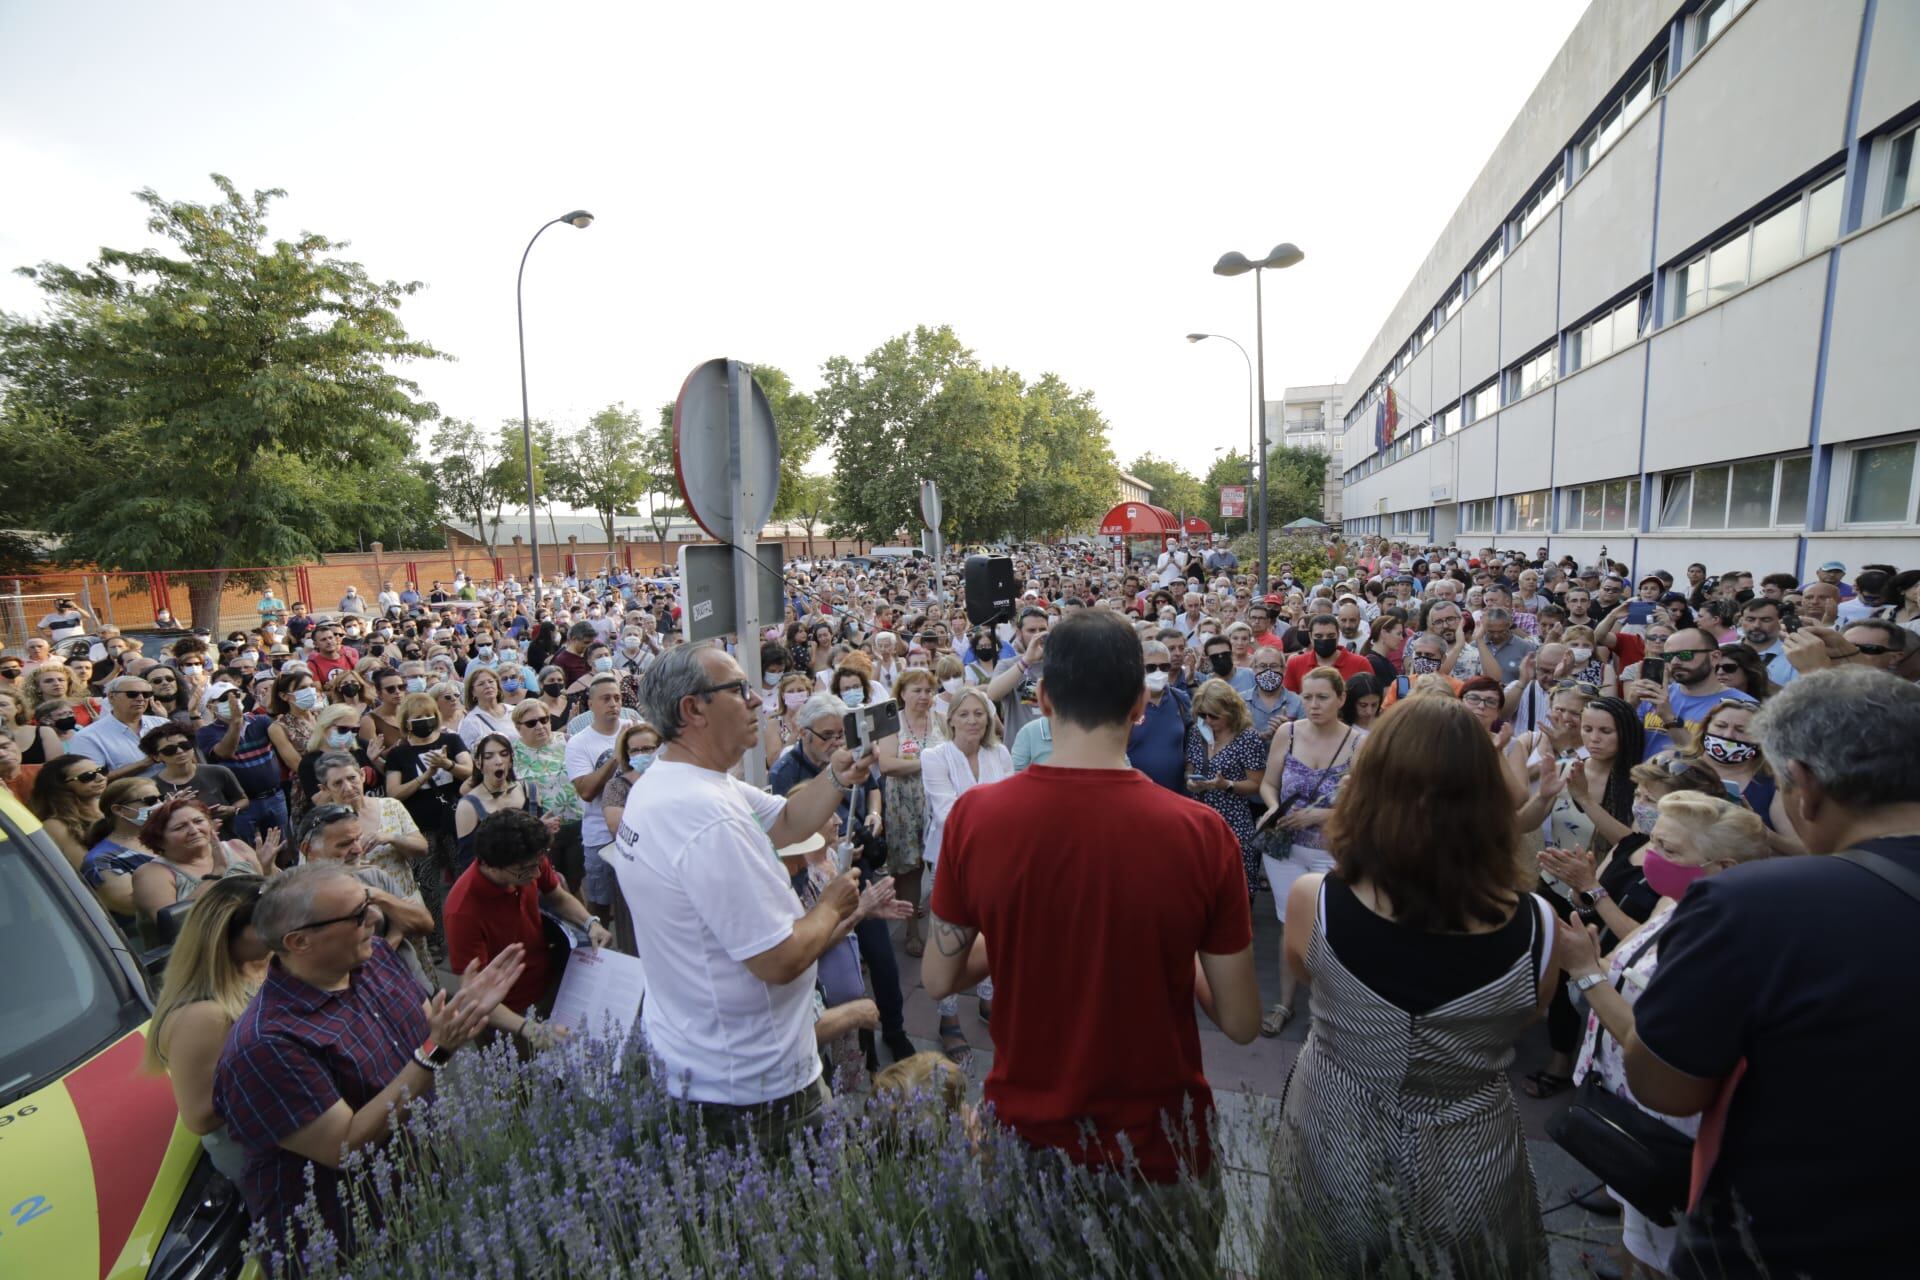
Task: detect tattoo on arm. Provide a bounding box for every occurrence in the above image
[930,914,977,958]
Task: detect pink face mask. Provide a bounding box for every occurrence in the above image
[783,691,808,710]
[1642,845,1710,899]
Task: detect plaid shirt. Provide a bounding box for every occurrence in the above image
[213,938,429,1249]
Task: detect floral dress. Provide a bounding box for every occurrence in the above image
[514,737,582,823]
[883,713,938,876]
[1186,727,1269,886]
[360,796,424,897]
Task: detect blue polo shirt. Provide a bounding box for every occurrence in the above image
[1125,687,1190,794]
[197,712,282,798]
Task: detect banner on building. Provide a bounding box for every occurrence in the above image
[1220,486,1246,518]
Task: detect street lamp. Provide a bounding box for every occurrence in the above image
[517,209,595,610]
[1212,243,1304,594]
[1188,332,1256,535]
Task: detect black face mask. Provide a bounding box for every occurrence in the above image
[407,717,438,738]
[1312,635,1339,659]
[338,682,361,698]
[542,682,565,696]
[53,716,78,733]
[1208,652,1234,676]
[974,641,997,659]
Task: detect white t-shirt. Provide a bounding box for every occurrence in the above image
[564,722,622,847]
[610,760,819,1105]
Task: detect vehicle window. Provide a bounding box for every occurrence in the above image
[0,829,145,1107]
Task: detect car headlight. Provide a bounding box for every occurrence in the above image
[147,1150,249,1280]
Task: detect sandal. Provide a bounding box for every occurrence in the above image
[905,930,924,958]
[1260,1003,1293,1038]
[1522,1070,1573,1099]
[939,1018,971,1065]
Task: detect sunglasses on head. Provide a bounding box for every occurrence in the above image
[1553,680,1599,695]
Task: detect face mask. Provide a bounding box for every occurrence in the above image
[543,681,565,696]
[327,729,358,749]
[1197,722,1215,746]
[501,677,523,693]
[292,687,320,711]
[621,636,644,652]
[338,682,361,699]
[1144,671,1169,693]
[782,690,809,710]
[407,717,438,738]
[180,665,203,678]
[1312,636,1338,659]
[212,700,236,722]
[1701,733,1758,765]
[1631,800,1660,834]
[242,650,259,663]
[400,676,426,695]
[628,751,656,774]
[762,670,782,688]
[593,657,614,673]
[1642,845,1710,899]
[125,804,156,825]
[1208,652,1233,677]
[476,644,493,657]
[1570,647,1594,664]
[940,677,964,696]
[1409,655,1440,675]
[1255,669,1285,693]
[842,688,866,707]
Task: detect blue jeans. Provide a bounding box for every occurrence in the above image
[234,789,288,853]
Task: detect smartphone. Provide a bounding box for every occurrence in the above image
[842,698,902,755]
[1641,656,1666,684]
[1396,674,1410,698]
[1186,774,1207,787]
[1626,601,1654,626]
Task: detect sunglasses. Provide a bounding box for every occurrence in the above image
[290,891,376,935]
[1664,649,1705,663]
[516,714,551,728]
[70,769,108,783]
[1143,662,1172,673]
[115,690,153,700]
[155,742,193,757]
[1853,642,1897,656]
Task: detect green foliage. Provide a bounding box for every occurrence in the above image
[1265,444,1331,528]
[0,175,441,622]
[1202,449,1257,536]
[1127,454,1207,522]
[547,403,648,549]
[645,404,684,545]
[747,364,821,521]
[787,472,835,551]
[430,417,523,557]
[815,326,1116,544]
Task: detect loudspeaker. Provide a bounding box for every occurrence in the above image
[964,555,1017,626]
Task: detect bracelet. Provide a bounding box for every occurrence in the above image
[412,1048,443,1072]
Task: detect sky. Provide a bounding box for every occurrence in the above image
[0,0,1589,488]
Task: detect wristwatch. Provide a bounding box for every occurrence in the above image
[1576,884,1610,910]
[1572,971,1608,995]
[413,1039,455,1071]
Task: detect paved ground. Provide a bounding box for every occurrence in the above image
[878,905,1624,1278]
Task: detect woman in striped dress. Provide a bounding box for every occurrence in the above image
[1268,696,1558,1277]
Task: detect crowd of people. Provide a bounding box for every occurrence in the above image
[6,539,1919,1278]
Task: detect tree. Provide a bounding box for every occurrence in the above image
[1001,373,1119,541]
[644,406,684,548]
[747,364,821,521]
[0,175,442,626]
[548,403,648,551]
[1203,449,1256,538]
[1126,454,1207,524]
[788,473,835,555]
[431,418,520,562]
[1266,443,1331,527]
[816,326,1028,545]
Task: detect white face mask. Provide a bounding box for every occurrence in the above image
[1144,671,1169,693]
[941,677,963,695]
[1571,646,1594,664]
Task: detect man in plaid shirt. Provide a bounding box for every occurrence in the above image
[213,863,524,1253]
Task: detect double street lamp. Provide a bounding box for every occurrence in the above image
[1211,242,1304,595]
[516,209,595,610]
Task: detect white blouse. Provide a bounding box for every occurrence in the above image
[919,739,1014,867]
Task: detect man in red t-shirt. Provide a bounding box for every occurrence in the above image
[1248,600,1288,650]
[304,620,361,688]
[1283,615,1373,693]
[927,610,1258,1206]
[444,809,612,1020]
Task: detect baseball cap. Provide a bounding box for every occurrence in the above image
[1819,560,1846,572]
[205,681,241,702]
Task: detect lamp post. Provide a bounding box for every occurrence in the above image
[1212,243,1304,595]
[1188,332,1256,537]
[517,209,595,610]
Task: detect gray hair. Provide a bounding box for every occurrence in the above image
[1753,667,1920,809]
[639,643,715,741]
[1141,639,1170,662]
[797,692,850,731]
[1482,606,1512,624]
[253,862,358,953]
[567,621,599,644]
[313,751,359,785]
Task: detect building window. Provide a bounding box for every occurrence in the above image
[1390,508,1430,536]
[1843,439,1919,525]
[1513,167,1563,242]
[1434,402,1460,439]
[1575,55,1666,177]
[1438,284,1463,324]
[1501,491,1549,533]
[1670,172,1845,319]
[1563,478,1642,532]
[1656,454,1811,529]
[1464,380,1500,425]
[1467,238,1504,293]
[1416,315,1435,350]
[1457,499,1494,533]
[1504,347,1556,403]
[1693,0,1751,55]
[1567,290,1649,373]
[1882,124,1916,219]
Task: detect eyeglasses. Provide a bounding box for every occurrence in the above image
[1712,662,1741,675]
[70,769,108,784]
[516,714,551,728]
[1143,662,1172,673]
[1664,649,1704,663]
[698,680,752,701]
[1461,694,1503,709]
[290,891,375,935]
[803,726,845,745]
[155,742,193,757]
[1853,642,1898,656]
[115,690,153,700]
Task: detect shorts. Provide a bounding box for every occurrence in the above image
[582,842,618,906]
[1262,844,1335,919]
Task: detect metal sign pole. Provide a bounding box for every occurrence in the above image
[728,360,767,786]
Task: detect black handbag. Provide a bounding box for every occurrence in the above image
[1547,1073,1694,1225]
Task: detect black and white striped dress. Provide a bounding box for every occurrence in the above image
[1269,880,1552,1277]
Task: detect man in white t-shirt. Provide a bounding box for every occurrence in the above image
[612,643,905,1146]
[1154,537,1190,587]
[564,673,628,916]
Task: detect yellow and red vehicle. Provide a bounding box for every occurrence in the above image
[0,791,250,1279]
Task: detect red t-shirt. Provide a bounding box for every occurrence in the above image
[928,765,1252,1181]
[1282,648,1373,693]
[307,647,362,687]
[1252,631,1286,650]
[443,855,560,1013]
